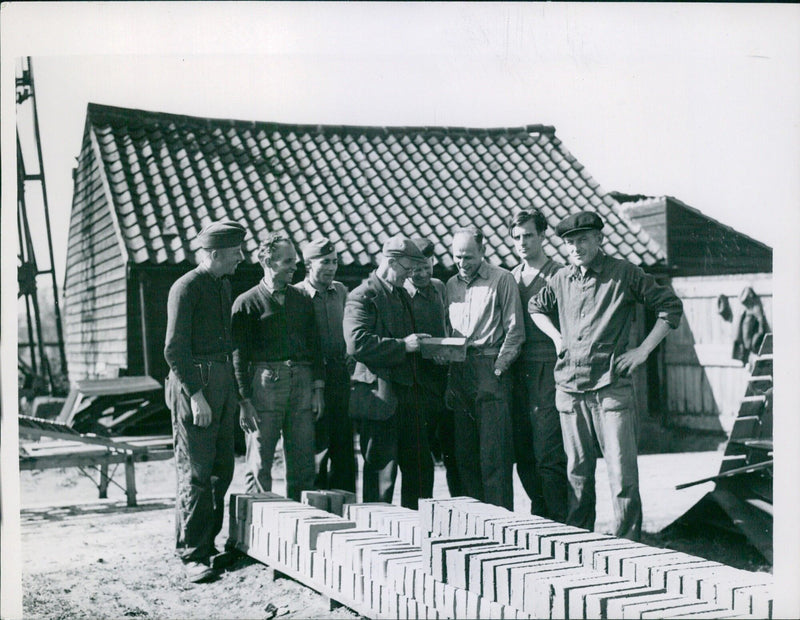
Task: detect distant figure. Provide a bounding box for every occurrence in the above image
[164,219,246,583]
[508,208,568,522]
[343,235,433,509]
[232,232,324,501]
[405,237,461,497]
[732,285,768,369]
[445,227,524,510]
[297,237,357,493]
[529,211,683,540]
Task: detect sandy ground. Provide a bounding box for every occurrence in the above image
[14,441,769,619]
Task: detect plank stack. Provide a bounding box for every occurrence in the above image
[229,493,772,619]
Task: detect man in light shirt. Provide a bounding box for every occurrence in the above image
[445,227,524,509]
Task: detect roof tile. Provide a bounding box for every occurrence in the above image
[85,104,665,269]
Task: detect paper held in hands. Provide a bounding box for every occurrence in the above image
[418,337,468,362]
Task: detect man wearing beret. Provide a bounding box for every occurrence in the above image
[296,238,357,493]
[343,235,434,509]
[164,219,250,583]
[405,237,461,496]
[508,208,568,522]
[446,226,525,510]
[529,211,683,540]
[232,232,324,502]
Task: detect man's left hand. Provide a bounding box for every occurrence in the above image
[312,388,325,421]
[614,348,648,377]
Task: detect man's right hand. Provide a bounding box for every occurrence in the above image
[190,391,212,428]
[403,333,431,353]
[239,399,259,433]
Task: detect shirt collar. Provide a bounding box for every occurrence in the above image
[458,260,490,285]
[570,251,607,278]
[374,272,397,294]
[300,278,335,298]
[261,277,288,296]
[404,280,433,298]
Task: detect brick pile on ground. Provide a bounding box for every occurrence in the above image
[229,493,772,619]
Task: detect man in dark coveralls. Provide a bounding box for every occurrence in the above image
[343,235,433,509]
[232,232,324,502]
[164,219,250,583]
[529,211,683,540]
[297,237,357,493]
[405,237,461,496]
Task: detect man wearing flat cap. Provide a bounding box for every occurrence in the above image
[232,231,324,503]
[343,234,434,509]
[296,237,357,493]
[446,226,525,510]
[529,210,683,540]
[404,237,461,496]
[164,218,248,583]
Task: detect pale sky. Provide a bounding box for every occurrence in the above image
[3,3,799,283]
[2,3,799,617]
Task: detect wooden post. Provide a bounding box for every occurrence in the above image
[99,461,110,498]
[125,454,137,507]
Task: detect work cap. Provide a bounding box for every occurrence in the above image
[411,237,435,258]
[555,211,604,238]
[303,237,337,260]
[198,220,246,249]
[382,234,427,262]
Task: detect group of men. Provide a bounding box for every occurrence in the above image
[163,208,683,583]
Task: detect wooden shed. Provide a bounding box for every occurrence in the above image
[614,193,773,432]
[63,103,666,397]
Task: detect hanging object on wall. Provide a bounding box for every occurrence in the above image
[716,294,732,322]
[732,286,767,365]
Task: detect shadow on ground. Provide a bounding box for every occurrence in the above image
[638,418,727,455]
[20,497,174,524]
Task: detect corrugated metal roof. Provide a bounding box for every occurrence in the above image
[84,103,665,269]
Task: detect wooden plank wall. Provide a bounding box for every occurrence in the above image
[665,273,772,432]
[63,139,129,382]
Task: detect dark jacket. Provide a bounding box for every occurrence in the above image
[343,271,415,420]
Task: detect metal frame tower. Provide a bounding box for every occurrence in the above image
[16,56,69,395]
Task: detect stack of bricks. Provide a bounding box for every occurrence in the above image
[229,493,772,619]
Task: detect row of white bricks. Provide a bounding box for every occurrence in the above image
[421,497,772,619]
[228,492,772,619]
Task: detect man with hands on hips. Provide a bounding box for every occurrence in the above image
[528,211,683,540]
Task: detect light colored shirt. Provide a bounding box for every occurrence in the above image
[445,261,525,373]
[297,279,348,361]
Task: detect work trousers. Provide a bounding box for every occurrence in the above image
[314,360,357,492]
[512,360,568,522]
[420,391,461,497]
[359,383,433,510]
[167,362,237,563]
[555,380,642,540]
[246,362,315,501]
[447,354,514,510]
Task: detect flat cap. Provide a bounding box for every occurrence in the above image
[412,237,435,258]
[382,234,426,262]
[303,237,337,259]
[198,219,246,249]
[555,211,604,238]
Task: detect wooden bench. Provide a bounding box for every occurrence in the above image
[19,415,173,507]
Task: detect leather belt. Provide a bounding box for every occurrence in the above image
[192,353,232,363]
[256,359,312,368]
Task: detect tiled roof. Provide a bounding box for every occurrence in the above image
[83,103,665,270]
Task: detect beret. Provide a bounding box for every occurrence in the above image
[382,234,426,262]
[303,237,337,260]
[412,237,435,258]
[555,211,604,238]
[198,220,246,249]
